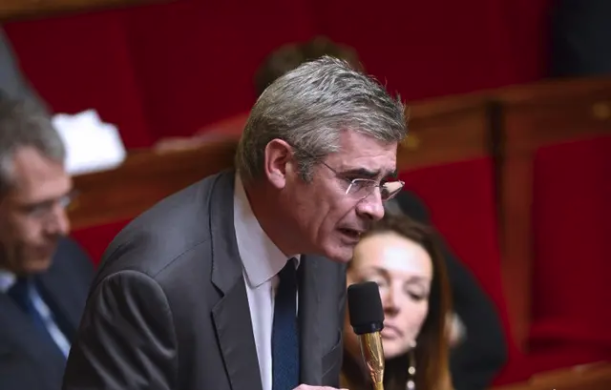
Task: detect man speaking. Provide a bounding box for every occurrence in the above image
[62,56,407,390]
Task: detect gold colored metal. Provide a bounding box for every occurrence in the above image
[592,102,611,120]
[401,134,421,151]
[359,332,385,390]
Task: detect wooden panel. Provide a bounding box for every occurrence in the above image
[398,94,491,170]
[499,77,611,154]
[68,137,239,229]
[496,77,611,351]
[491,362,611,390]
[0,0,167,21]
[498,154,534,352]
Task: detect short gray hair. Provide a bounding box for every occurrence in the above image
[236,56,407,183]
[0,91,65,196]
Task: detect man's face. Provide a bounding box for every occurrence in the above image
[283,131,398,263]
[0,147,72,275]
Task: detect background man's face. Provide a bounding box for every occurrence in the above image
[0,147,72,275]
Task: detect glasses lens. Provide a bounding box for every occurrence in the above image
[346,179,373,195]
[380,181,404,200]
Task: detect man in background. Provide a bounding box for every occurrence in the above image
[0,92,93,390]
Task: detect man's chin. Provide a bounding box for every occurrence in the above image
[322,244,355,264]
[21,257,53,275]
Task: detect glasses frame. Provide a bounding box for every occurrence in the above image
[290,143,404,202]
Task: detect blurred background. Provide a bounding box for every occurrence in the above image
[1,0,609,389]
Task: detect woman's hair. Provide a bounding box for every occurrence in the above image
[344,213,453,390]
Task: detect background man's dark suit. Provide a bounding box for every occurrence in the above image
[0,238,94,390]
[550,0,611,77]
[393,191,507,390]
[63,171,346,390]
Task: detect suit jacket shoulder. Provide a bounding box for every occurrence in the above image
[64,170,348,390]
[94,171,226,282]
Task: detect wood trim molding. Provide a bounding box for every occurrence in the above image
[0,0,169,21]
[494,77,611,350]
[491,362,611,390]
[69,137,238,229]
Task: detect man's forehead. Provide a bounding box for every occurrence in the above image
[8,148,71,203]
[329,138,398,177]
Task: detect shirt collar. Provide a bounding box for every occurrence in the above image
[233,175,300,288]
[0,269,16,293]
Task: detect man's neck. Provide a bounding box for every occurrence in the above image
[242,181,297,258]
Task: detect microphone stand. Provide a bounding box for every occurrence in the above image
[358,332,385,390]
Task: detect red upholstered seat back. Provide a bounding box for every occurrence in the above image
[5,0,550,147]
[5,11,152,149]
[71,219,132,266]
[398,159,520,361]
[529,136,611,351]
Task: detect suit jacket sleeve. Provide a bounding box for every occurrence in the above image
[62,270,177,390]
[394,192,507,390]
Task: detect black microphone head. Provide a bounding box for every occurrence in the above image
[347,281,384,335]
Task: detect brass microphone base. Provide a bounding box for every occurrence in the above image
[358,332,385,390]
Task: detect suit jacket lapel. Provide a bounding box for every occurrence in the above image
[299,255,323,385]
[37,252,82,339]
[210,171,263,390]
[0,292,66,372]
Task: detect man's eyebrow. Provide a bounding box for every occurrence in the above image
[339,168,398,179]
[339,168,380,179]
[386,169,398,178]
[18,189,76,209]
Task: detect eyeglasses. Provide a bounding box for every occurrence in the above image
[318,160,404,201]
[19,190,79,223]
[290,144,405,201]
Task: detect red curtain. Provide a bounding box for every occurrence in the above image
[5,0,552,147]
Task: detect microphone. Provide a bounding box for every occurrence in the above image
[348,281,385,390]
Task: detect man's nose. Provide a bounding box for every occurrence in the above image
[45,205,70,236]
[356,190,385,221]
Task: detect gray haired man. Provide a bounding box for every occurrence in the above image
[63,56,407,390]
[0,92,93,390]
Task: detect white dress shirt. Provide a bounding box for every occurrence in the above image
[233,175,300,390]
[0,269,71,357]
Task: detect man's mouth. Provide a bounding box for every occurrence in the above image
[338,228,362,241]
[36,242,58,256]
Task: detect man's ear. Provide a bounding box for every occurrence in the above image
[264,139,293,189]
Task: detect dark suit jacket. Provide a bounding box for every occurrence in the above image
[0,237,94,390]
[63,171,347,390]
[393,192,507,390]
[550,0,611,77]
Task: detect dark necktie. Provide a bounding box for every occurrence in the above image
[272,258,300,390]
[7,277,63,356]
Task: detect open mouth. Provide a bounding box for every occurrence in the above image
[339,228,361,241]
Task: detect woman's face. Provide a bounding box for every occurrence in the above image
[344,231,433,360]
